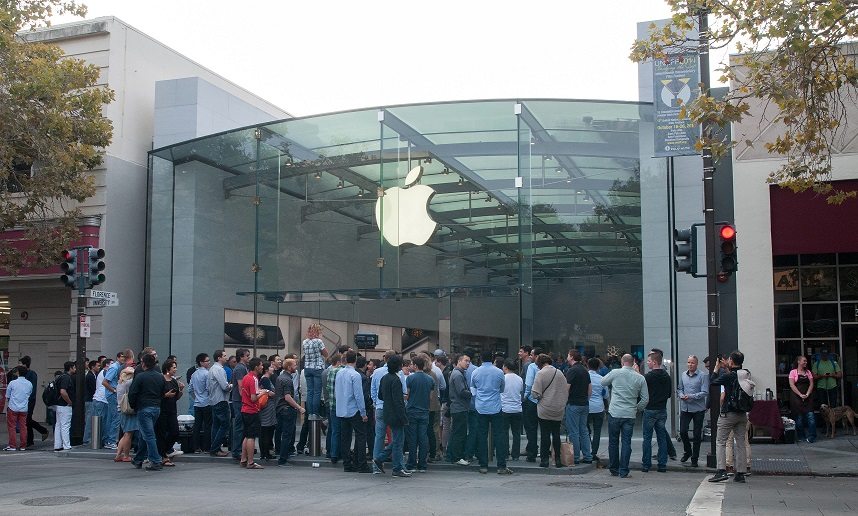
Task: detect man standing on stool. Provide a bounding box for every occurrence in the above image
[678,355,708,468]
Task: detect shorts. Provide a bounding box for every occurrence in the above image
[242,412,261,439]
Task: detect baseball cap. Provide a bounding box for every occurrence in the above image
[433,349,447,357]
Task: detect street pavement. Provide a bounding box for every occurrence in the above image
[3,415,857,515]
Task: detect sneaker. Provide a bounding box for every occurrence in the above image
[373,458,386,474]
[145,464,163,471]
[416,468,428,473]
[733,472,746,483]
[479,468,488,474]
[455,459,470,466]
[104,443,118,450]
[3,446,16,451]
[497,467,514,475]
[167,450,184,458]
[392,470,412,478]
[708,470,729,482]
[18,447,26,451]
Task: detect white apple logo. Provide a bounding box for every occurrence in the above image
[374,165,437,246]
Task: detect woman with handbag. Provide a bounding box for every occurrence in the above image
[530,353,569,468]
[114,365,137,462]
[789,355,817,443]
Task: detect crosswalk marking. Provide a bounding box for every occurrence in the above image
[686,477,725,516]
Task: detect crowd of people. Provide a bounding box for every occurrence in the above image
[4,324,759,483]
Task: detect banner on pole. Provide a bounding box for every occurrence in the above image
[653,52,700,157]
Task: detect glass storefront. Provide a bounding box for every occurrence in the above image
[773,252,858,406]
[147,100,654,366]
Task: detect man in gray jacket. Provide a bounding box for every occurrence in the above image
[447,353,472,466]
[208,350,232,456]
[678,355,708,467]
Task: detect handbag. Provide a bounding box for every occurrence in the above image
[257,392,270,409]
[558,437,575,466]
[119,393,135,415]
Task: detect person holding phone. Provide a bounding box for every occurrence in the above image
[157,359,183,465]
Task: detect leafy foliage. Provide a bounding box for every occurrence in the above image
[630,0,858,203]
[0,1,114,273]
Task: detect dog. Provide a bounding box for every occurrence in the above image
[819,404,857,438]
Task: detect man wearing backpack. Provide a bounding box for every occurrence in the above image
[709,351,755,483]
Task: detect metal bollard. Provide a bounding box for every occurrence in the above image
[308,415,323,457]
[90,415,101,450]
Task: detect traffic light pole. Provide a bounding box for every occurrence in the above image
[698,7,722,470]
[71,246,89,446]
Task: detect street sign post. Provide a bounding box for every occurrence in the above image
[79,315,91,338]
[87,298,119,308]
[86,290,118,300]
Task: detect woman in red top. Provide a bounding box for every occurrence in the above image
[240,358,272,469]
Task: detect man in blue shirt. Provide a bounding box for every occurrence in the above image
[470,350,512,475]
[335,351,370,473]
[101,350,125,449]
[190,353,211,453]
[522,347,542,462]
[405,355,434,472]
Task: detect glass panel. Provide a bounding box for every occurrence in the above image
[839,252,858,265]
[775,339,802,375]
[800,267,837,301]
[773,255,798,267]
[800,253,835,266]
[839,266,858,300]
[774,304,801,338]
[773,268,799,303]
[841,303,858,323]
[802,304,839,338]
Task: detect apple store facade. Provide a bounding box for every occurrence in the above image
[147,99,660,365]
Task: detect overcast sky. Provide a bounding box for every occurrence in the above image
[52,0,729,117]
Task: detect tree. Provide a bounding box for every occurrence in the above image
[0,1,114,274]
[631,0,858,203]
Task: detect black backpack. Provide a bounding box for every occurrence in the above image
[42,377,60,406]
[726,373,754,413]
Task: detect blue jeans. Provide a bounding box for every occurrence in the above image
[326,409,340,460]
[277,408,298,464]
[476,411,507,469]
[230,401,244,459]
[608,414,634,477]
[464,410,478,459]
[406,410,429,470]
[795,410,817,442]
[133,406,162,466]
[305,368,323,416]
[210,401,230,454]
[82,401,93,444]
[105,394,119,446]
[642,408,669,470]
[564,404,592,462]
[373,407,391,468]
[390,425,406,473]
[188,393,195,417]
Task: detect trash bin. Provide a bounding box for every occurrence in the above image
[308,415,323,457]
[90,415,101,450]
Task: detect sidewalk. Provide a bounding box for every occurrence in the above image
[3,414,855,476]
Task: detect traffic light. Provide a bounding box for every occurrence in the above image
[60,249,78,288]
[719,224,737,274]
[88,248,106,287]
[673,227,696,274]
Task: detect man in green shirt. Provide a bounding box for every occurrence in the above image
[812,349,841,407]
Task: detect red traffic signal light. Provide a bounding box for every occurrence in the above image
[719,224,738,274]
[719,225,736,240]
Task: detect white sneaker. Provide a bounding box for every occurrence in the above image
[456,459,469,466]
[167,450,184,458]
[104,443,118,450]
[3,446,17,452]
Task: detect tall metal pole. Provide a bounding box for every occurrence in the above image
[70,246,89,446]
[698,6,722,469]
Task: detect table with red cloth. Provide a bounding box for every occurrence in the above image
[748,400,784,441]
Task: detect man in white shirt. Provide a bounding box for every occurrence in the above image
[5,367,34,451]
[501,359,524,460]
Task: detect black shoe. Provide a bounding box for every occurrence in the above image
[733,472,746,483]
[392,470,412,478]
[690,461,699,468]
[331,458,339,464]
[641,468,650,473]
[145,464,163,471]
[373,458,386,474]
[526,457,536,463]
[657,467,667,473]
[669,455,677,461]
[132,461,143,469]
[54,448,63,452]
[708,470,729,482]
[680,453,691,463]
[581,459,593,464]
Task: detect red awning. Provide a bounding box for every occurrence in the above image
[770,181,858,255]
